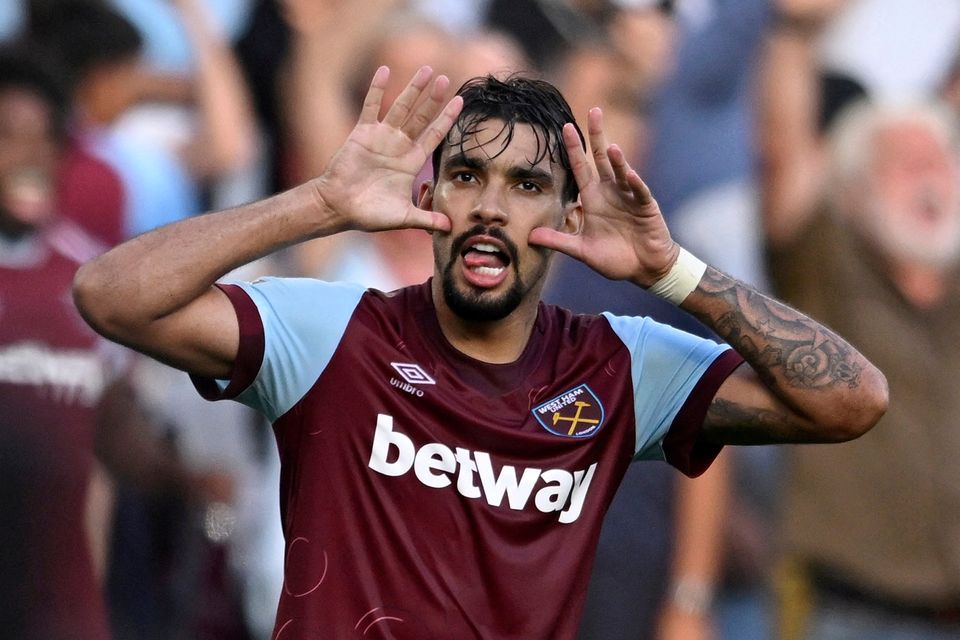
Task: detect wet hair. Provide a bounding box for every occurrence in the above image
[433,75,586,203]
[0,46,69,142]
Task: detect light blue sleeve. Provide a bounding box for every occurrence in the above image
[602,312,732,461]
[223,277,366,421]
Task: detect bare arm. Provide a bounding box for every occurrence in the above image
[759,0,847,248]
[174,0,258,178]
[656,456,729,640]
[280,0,400,276]
[530,108,887,445]
[682,268,886,443]
[74,67,463,378]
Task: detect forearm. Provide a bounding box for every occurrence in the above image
[176,0,257,177]
[680,267,887,441]
[283,3,390,178]
[663,455,729,620]
[74,182,332,337]
[758,13,829,247]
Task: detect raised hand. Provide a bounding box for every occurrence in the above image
[313,66,463,234]
[528,108,679,287]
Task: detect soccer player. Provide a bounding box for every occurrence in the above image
[74,67,888,638]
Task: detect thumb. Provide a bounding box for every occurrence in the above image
[528,226,581,259]
[403,205,451,233]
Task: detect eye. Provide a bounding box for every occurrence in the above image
[452,171,476,183]
[518,181,542,193]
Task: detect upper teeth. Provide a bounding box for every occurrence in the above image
[473,243,499,253]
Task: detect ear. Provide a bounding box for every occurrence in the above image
[561,199,583,235]
[417,181,434,210]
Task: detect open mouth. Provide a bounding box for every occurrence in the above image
[459,236,512,287]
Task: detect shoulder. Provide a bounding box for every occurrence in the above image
[224,276,369,320]
[539,302,630,355]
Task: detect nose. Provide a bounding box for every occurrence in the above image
[469,184,508,226]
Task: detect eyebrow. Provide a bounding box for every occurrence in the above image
[442,153,485,173]
[443,153,556,185]
[507,165,554,185]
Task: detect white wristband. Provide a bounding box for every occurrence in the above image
[668,577,715,616]
[647,247,707,305]
[649,247,707,304]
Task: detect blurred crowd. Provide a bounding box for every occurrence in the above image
[2,0,960,638]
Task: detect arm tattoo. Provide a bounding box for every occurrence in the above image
[691,267,862,392]
[705,398,798,445]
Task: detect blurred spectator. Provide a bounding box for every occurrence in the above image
[17,4,269,637]
[107,349,275,640]
[0,45,229,640]
[542,3,740,640]
[641,3,780,639]
[110,0,255,74]
[818,0,960,101]
[644,0,771,290]
[486,0,608,76]
[28,0,256,239]
[760,2,960,638]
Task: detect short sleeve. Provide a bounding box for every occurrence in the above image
[602,313,744,476]
[191,277,366,421]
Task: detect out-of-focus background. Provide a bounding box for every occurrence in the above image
[3,0,960,638]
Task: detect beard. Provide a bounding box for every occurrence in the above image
[437,224,534,322]
[858,192,960,269]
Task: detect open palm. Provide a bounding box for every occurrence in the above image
[314,66,463,235]
[529,108,679,287]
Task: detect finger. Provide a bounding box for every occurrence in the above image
[562,123,595,193]
[401,74,450,140]
[625,169,654,206]
[608,143,653,204]
[607,143,653,204]
[416,95,464,156]
[403,206,452,233]
[587,108,616,184]
[606,143,632,192]
[382,66,433,128]
[359,66,390,124]
[528,226,582,260]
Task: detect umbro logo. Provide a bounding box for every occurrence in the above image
[390,362,436,385]
[389,362,435,398]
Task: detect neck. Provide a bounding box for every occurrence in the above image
[430,279,544,364]
[887,258,951,309]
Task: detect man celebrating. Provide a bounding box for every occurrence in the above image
[74,67,887,638]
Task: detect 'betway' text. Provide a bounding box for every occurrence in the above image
[368,414,597,524]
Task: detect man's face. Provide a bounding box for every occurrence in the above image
[0,88,58,236]
[857,121,960,268]
[423,119,579,321]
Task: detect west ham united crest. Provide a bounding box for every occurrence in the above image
[532,384,605,438]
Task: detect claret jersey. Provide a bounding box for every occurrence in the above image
[194,278,742,639]
[0,221,116,639]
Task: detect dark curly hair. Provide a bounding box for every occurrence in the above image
[432,75,586,203]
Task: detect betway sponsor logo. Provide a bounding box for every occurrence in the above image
[368,414,597,524]
[0,341,106,406]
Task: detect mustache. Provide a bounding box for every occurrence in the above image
[449,224,520,266]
